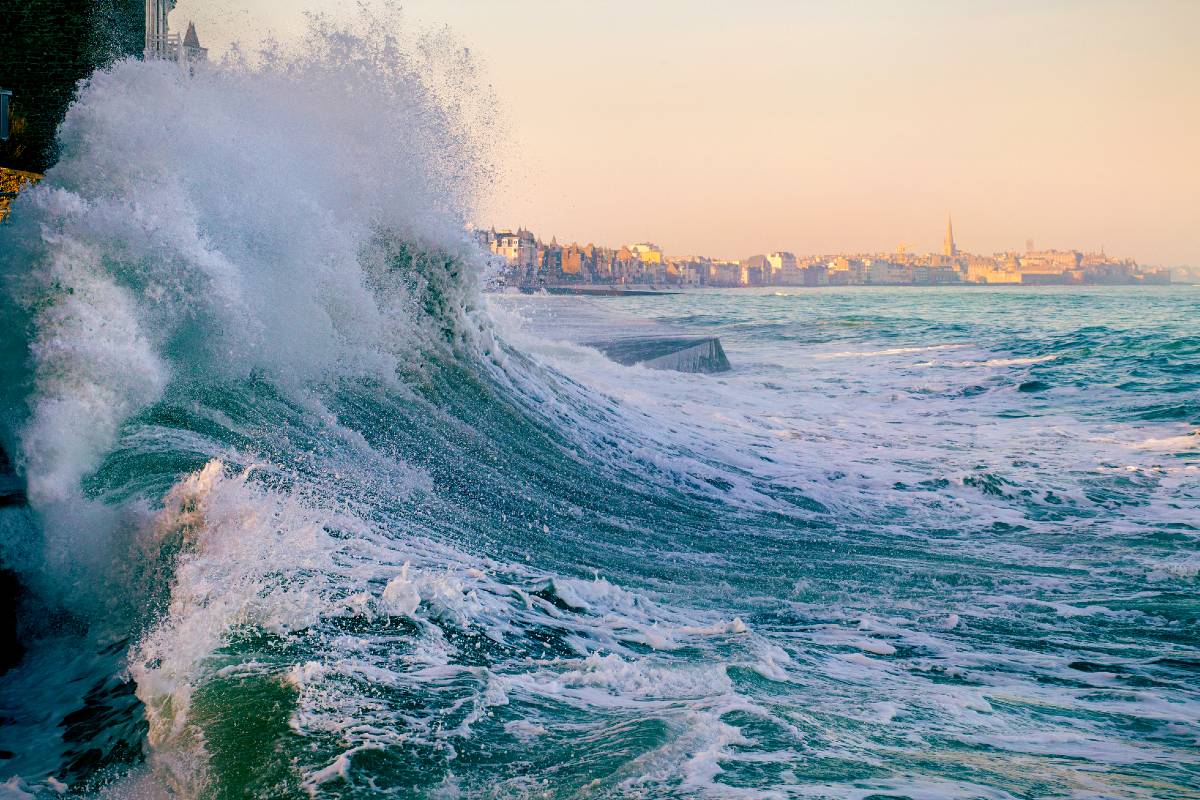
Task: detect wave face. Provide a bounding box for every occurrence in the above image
[1,15,1199,800]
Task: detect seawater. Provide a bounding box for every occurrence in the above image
[0,17,1197,800]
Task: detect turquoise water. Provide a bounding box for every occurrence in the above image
[0,21,1196,798]
[489,286,1200,799]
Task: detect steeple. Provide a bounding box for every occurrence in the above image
[943,213,957,258]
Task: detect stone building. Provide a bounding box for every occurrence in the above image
[491,228,537,273]
[144,0,207,66]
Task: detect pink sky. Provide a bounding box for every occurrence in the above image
[174,1,1200,265]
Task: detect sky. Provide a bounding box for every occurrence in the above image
[172,0,1199,265]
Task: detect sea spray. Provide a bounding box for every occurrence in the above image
[0,10,494,611]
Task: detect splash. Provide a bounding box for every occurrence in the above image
[0,10,495,594]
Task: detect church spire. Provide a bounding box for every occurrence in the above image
[943,213,957,258]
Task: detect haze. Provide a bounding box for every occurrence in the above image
[172,0,1200,265]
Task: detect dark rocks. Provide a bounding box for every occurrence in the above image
[0,444,26,674]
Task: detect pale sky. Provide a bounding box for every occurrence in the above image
[172,0,1199,265]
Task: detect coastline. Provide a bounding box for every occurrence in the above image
[504,281,1191,296]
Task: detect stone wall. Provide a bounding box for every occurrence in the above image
[0,0,145,173]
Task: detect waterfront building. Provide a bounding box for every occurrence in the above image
[182,23,208,64]
[866,260,914,285]
[538,237,564,280]
[826,256,849,285]
[579,244,603,280]
[1019,249,1082,273]
[826,256,859,285]
[492,228,538,276]
[561,243,585,277]
[828,257,868,285]
[708,260,742,287]
[1,3,147,174]
[666,257,705,287]
[616,245,636,279]
[145,1,208,66]
[740,254,771,286]
[965,258,1020,284]
[629,243,664,265]
[767,251,796,281]
[803,264,830,287]
[915,265,962,285]
[780,263,807,285]
[1080,261,1138,285]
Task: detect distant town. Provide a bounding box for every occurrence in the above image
[475,216,1191,290]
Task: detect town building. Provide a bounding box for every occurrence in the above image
[629,243,664,265]
[145,1,208,66]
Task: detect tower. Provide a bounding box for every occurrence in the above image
[145,0,170,59]
[943,213,957,258]
[181,21,208,65]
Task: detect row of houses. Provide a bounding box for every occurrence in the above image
[475,228,696,286]
[474,228,1166,288]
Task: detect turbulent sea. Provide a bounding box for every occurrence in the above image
[0,21,1198,800]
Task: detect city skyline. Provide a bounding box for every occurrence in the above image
[479,212,1157,269]
[176,1,1200,266]
[474,214,1177,289]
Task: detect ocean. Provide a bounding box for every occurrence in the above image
[0,20,1197,800]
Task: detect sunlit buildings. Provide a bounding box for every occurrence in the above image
[491,228,537,272]
[628,243,664,265]
[477,214,1165,289]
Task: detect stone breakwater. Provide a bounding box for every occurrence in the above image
[586,335,732,373]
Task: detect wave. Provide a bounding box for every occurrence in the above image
[0,10,498,578]
[0,14,778,797]
[0,12,536,796]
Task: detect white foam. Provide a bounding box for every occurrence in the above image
[305,751,353,789]
[503,720,547,742]
[680,617,749,636]
[0,778,35,800]
[853,639,898,656]
[380,563,421,617]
